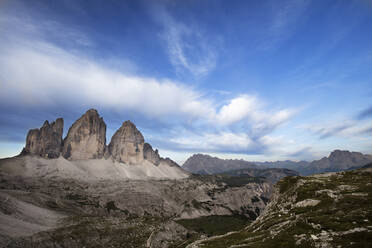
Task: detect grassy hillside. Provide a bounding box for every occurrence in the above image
[191,166,372,248]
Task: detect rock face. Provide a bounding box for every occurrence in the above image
[20,109,181,168]
[62,109,106,160]
[108,120,145,164]
[23,118,64,158]
[189,167,372,247]
[143,143,160,165]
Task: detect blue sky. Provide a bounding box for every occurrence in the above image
[0,0,372,163]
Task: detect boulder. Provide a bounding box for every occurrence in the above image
[108,120,144,164]
[23,118,64,158]
[62,109,106,160]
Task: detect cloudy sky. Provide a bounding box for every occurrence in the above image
[0,0,372,163]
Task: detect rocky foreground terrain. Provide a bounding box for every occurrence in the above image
[188,164,372,248]
[0,171,272,248]
[0,109,272,247]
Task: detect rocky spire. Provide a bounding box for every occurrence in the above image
[23,118,64,158]
[143,143,160,166]
[62,109,106,160]
[20,109,180,167]
[108,120,145,164]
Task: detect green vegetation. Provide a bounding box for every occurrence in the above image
[176,215,251,236]
[278,176,300,193]
[196,168,372,248]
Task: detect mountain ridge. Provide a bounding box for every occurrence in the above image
[12,109,188,181]
[183,150,372,176]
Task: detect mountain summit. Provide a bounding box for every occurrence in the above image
[13,109,188,180]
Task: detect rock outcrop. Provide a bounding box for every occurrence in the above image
[143,143,160,166]
[23,118,64,158]
[20,109,181,168]
[62,109,106,160]
[108,120,145,164]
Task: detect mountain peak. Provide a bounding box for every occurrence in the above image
[62,109,106,160]
[20,109,175,168]
[108,120,145,164]
[23,118,64,158]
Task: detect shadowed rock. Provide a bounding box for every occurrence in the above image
[62,109,106,160]
[23,118,64,158]
[143,143,160,166]
[108,120,145,164]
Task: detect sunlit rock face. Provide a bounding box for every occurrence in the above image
[62,109,106,160]
[23,118,64,158]
[108,120,145,164]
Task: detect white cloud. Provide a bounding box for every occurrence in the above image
[215,95,295,133]
[0,13,297,158]
[0,41,215,120]
[217,95,259,125]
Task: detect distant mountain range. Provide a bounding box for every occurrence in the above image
[182,154,258,174]
[182,150,372,176]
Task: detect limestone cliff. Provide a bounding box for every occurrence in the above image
[143,143,160,166]
[62,109,106,160]
[21,109,181,168]
[108,120,145,164]
[23,118,63,158]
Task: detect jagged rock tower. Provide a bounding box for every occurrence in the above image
[23,118,64,158]
[21,109,175,167]
[108,120,145,164]
[62,109,106,160]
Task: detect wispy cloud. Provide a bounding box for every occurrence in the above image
[303,118,372,140]
[357,105,372,120]
[259,0,309,50]
[0,12,296,158]
[156,8,218,77]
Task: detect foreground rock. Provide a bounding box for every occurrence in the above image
[23,118,64,158]
[0,168,271,247]
[62,109,106,160]
[189,165,372,247]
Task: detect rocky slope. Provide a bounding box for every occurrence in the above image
[22,118,64,159]
[0,171,271,247]
[188,165,372,247]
